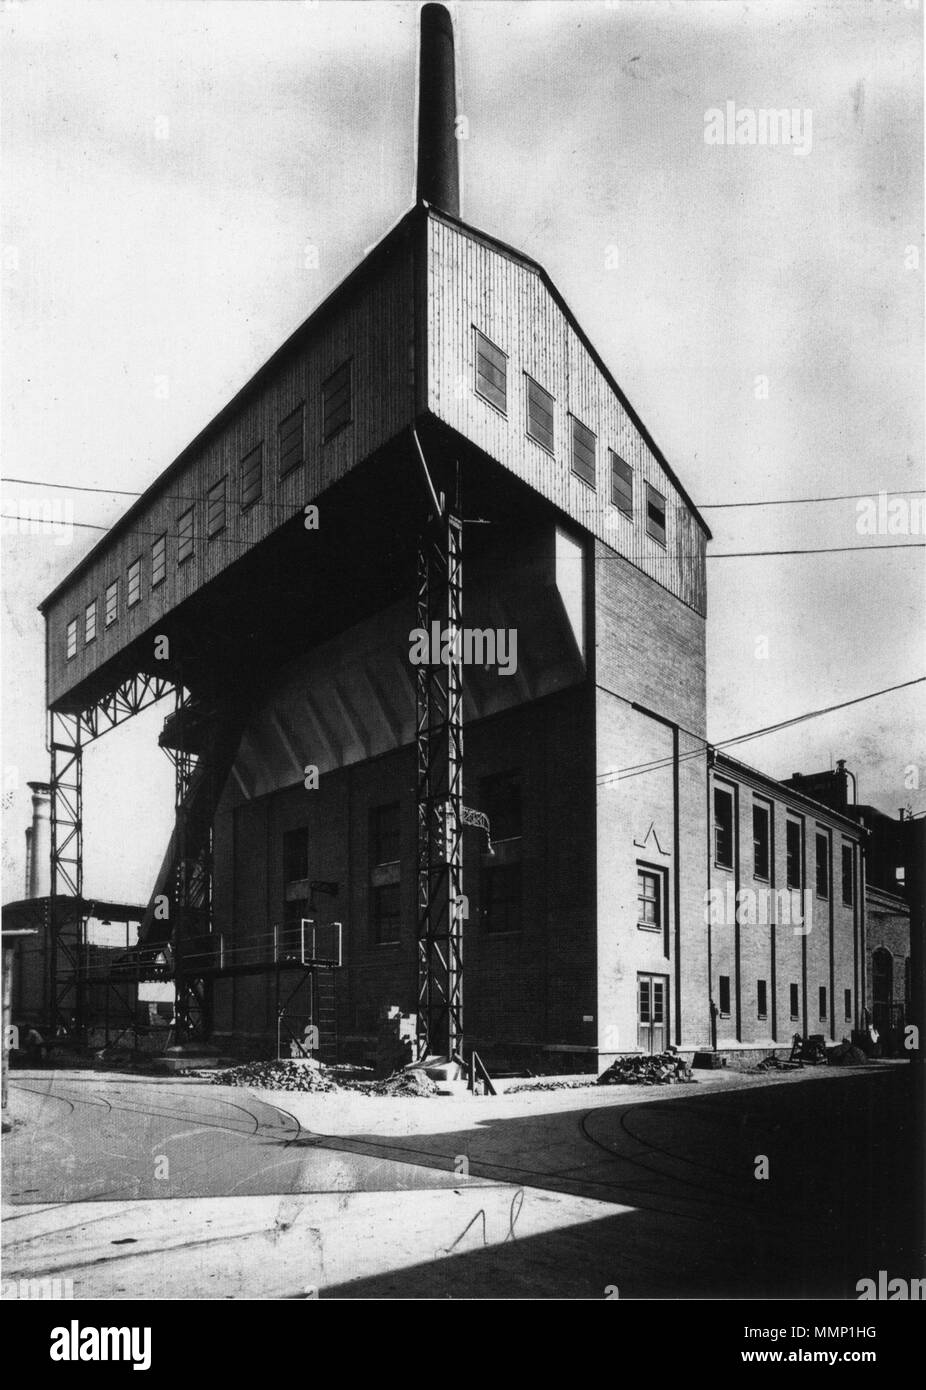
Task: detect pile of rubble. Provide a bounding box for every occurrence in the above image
[370,1069,438,1098]
[508,1078,596,1094]
[597,1052,694,1086]
[211,1059,341,1092]
[826,1040,868,1067]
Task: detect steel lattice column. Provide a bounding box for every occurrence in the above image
[416,509,464,1059]
[48,710,87,1031]
[168,684,213,1041]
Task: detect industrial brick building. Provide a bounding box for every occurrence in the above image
[28,5,893,1073]
[707,753,866,1051]
[784,763,914,1049]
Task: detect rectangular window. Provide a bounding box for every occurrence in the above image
[819,986,827,1019]
[369,803,401,868]
[371,882,401,945]
[322,360,352,441]
[845,988,852,1022]
[525,375,554,452]
[610,451,633,517]
[842,844,855,905]
[480,771,522,934]
[66,617,78,660]
[127,557,142,607]
[786,819,802,890]
[815,832,829,900]
[84,599,97,644]
[177,507,194,565]
[753,802,771,880]
[637,866,663,931]
[718,975,731,1017]
[757,979,768,1020]
[207,478,226,539]
[646,483,667,545]
[474,330,506,413]
[105,580,118,627]
[151,533,167,587]
[369,804,401,945]
[279,405,304,476]
[240,444,263,510]
[714,786,734,869]
[790,983,800,1020]
[482,863,521,936]
[570,416,596,487]
[283,828,309,885]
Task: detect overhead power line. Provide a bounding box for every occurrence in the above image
[4,474,924,510]
[596,676,926,787]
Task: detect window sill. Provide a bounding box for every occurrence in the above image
[570,469,597,492]
[323,421,352,444]
[610,502,634,521]
[526,430,556,458]
[637,923,661,933]
[474,388,507,420]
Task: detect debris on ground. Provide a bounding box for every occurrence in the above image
[210,1059,341,1092]
[826,1040,868,1067]
[597,1052,693,1086]
[755,1053,802,1072]
[507,1077,597,1093]
[370,1068,438,1097]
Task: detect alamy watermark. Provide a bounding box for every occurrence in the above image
[856,491,925,536]
[705,885,814,935]
[408,623,518,676]
[704,103,813,157]
[2,497,73,545]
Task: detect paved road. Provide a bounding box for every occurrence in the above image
[2,1065,916,1299]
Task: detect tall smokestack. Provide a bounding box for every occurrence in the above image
[416,3,460,217]
[26,781,51,898]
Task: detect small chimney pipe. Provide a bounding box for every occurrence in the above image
[26,781,51,899]
[417,3,460,217]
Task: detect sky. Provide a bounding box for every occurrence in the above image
[1,0,923,903]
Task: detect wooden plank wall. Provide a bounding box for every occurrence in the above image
[45,242,417,708]
[427,213,707,616]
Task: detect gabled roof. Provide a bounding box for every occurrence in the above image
[41,200,710,613]
[428,205,711,539]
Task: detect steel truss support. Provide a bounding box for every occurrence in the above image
[161,683,213,1042]
[47,674,173,1035]
[416,508,464,1059]
[48,710,87,1031]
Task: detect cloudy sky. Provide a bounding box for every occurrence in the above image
[1,0,923,902]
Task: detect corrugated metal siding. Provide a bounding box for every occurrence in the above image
[427,215,707,615]
[45,243,418,707]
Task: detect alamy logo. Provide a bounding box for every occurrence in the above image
[408,622,518,676]
[704,102,813,156]
[856,1272,925,1300]
[49,1321,152,1371]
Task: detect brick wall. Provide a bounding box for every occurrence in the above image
[708,759,864,1051]
[211,684,596,1057]
[594,541,710,1061]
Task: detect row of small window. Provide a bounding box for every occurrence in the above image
[64,364,353,660]
[474,329,668,545]
[717,976,852,1023]
[281,774,523,943]
[713,787,856,904]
